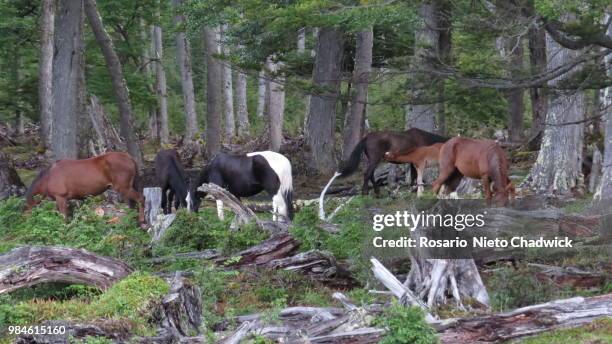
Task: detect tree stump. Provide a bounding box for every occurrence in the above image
[144,187,162,224]
[0,151,25,200]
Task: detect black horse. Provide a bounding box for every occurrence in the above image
[193,150,294,221]
[336,128,462,195]
[155,149,193,214]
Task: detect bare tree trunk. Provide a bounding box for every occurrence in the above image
[141,21,159,141]
[342,27,373,161]
[204,27,222,156]
[51,0,85,160]
[593,12,612,205]
[84,0,143,168]
[221,25,235,141]
[527,0,548,147]
[152,22,169,145]
[256,70,266,118]
[236,71,250,137]
[38,0,54,148]
[266,57,285,152]
[498,36,525,142]
[306,28,344,174]
[524,33,585,195]
[172,0,199,142]
[298,28,312,134]
[405,1,438,132]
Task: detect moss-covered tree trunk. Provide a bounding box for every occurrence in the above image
[204,27,222,156]
[523,33,585,195]
[38,0,54,149]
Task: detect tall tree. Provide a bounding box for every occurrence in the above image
[84,0,143,167]
[235,70,250,137]
[256,70,266,118]
[498,36,525,142]
[51,0,85,160]
[152,19,169,144]
[523,33,586,195]
[266,57,285,152]
[342,27,373,161]
[593,12,612,205]
[38,0,54,149]
[172,0,199,142]
[306,28,344,174]
[204,27,222,156]
[221,25,235,141]
[526,0,548,147]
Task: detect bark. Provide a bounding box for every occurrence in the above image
[155,273,202,337]
[0,246,132,294]
[84,0,143,168]
[306,28,344,174]
[266,57,286,152]
[342,28,373,161]
[38,0,54,149]
[221,25,235,141]
[236,70,250,137]
[172,0,199,142]
[527,1,548,147]
[152,21,169,144]
[256,70,266,118]
[87,95,125,153]
[438,293,612,343]
[594,12,612,205]
[51,0,85,160]
[498,36,524,142]
[405,1,440,132]
[524,33,585,195]
[0,151,25,200]
[214,232,300,267]
[204,27,222,156]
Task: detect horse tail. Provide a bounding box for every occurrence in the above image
[338,137,367,177]
[25,166,51,208]
[488,146,508,192]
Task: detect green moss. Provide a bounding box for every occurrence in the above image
[517,317,612,344]
[0,272,169,336]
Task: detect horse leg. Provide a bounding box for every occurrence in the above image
[363,157,381,197]
[161,187,169,214]
[168,189,175,213]
[416,163,425,198]
[117,186,145,225]
[55,196,69,221]
[481,175,492,204]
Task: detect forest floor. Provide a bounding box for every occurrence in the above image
[0,138,611,343]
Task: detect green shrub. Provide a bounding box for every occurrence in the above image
[374,303,438,344]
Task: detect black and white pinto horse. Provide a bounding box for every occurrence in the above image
[193,151,294,221]
[155,149,194,213]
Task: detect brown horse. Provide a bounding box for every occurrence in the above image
[25,152,145,224]
[432,137,511,206]
[383,143,444,197]
[337,128,451,195]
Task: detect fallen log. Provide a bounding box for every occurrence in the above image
[0,246,132,294]
[265,250,356,287]
[215,231,300,267]
[438,293,612,343]
[529,263,606,289]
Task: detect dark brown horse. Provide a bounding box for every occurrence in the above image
[25,152,145,223]
[338,128,450,195]
[432,137,511,206]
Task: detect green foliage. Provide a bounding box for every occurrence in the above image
[0,272,169,335]
[0,198,149,262]
[374,303,438,344]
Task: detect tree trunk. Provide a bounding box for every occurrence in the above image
[172,0,199,142]
[38,0,54,149]
[498,36,524,142]
[306,28,344,175]
[593,12,612,205]
[236,70,250,137]
[256,70,266,118]
[204,27,222,156]
[152,22,169,145]
[51,0,85,160]
[527,0,548,147]
[342,28,372,161]
[0,152,25,200]
[266,57,285,152]
[524,33,585,195]
[84,0,143,168]
[221,25,235,141]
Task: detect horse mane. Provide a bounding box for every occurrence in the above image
[25,165,51,201]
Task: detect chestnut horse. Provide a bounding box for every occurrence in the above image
[335,128,452,196]
[25,152,145,223]
[383,143,444,197]
[432,137,511,206]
